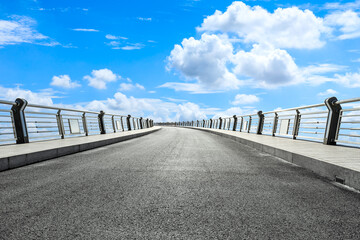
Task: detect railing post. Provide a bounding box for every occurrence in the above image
[292,110,300,139]
[98,111,106,134]
[239,117,243,132]
[140,117,143,129]
[248,116,252,133]
[233,115,237,131]
[11,98,29,144]
[132,118,136,130]
[219,117,222,129]
[272,113,278,136]
[146,118,150,128]
[120,117,124,131]
[82,112,89,136]
[257,111,264,134]
[203,119,205,127]
[324,97,342,145]
[210,119,213,128]
[56,109,65,139]
[111,115,116,133]
[127,115,132,131]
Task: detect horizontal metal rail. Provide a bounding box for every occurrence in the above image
[174,96,359,147]
[0,98,153,145]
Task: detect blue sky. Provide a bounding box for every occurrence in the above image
[0,0,359,121]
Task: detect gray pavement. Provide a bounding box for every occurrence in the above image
[1,127,360,239]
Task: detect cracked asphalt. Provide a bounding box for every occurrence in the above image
[1,127,359,239]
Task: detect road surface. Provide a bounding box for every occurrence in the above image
[1,127,359,239]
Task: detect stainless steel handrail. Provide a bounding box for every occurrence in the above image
[179,97,359,147]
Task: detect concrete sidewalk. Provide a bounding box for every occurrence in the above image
[0,126,161,172]
[186,127,360,191]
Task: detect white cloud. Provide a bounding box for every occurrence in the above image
[0,86,54,105]
[302,64,347,75]
[119,83,145,91]
[119,43,144,50]
[325,10,360,40]
[231,94,260,105]
[318,89,338,96]
[51,75,80,88]
[84,68,119,89]
[85,92,208,122]
[105,34,127,40]
[108,41,144,50]
[232,44,301,87]
[158,82,224,94]
[197,1,329,49]
[167,33,241,92]
[137,17,152,21]
[334,71,360,87]
[212,107,257,119]
[0,15,59,46]
[323,0,360,10]
[72,28,99,32]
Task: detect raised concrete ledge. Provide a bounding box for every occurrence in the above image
[185,127,360,191]
[0,127,161,172]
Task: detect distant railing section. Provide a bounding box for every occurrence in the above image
[0,98,154,145]
[175,97,360,147]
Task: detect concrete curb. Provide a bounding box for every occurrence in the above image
[0,127,161,172]
[186,126,360,191]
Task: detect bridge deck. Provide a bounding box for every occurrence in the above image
[1,127,359,239]
[187,126,360,190]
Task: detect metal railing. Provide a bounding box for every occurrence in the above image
[176,97,360,147]
[0,98,154,145]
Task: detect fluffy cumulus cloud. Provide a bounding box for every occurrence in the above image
[164,1,360,93]
[233,44,301,87]
[0,15,58,46]
[231,94,259,105]
[197,1,329,49]
[325,10,360,40]
[0,86,54,105]
[51,75,80,88]
[167,34,240,92]
[84,68,119,89]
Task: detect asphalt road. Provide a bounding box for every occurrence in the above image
[1,127,359,239]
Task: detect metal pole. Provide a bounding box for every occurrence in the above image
[120,116,124,131]
[127,115,132,131]
[248,116,252,133]
[56,109,65,139]
[233,115,238,131]
[239,117,243,132]
[112,115,116,133]
[140,117,143,129]
[257,111,264,134]
[324,97,342,145]
[272,113,278,136]
[292,110,300,139]
[98,111,106,134]
[82,112,88,136]
[11,98,29,144]
[219,117,222,129]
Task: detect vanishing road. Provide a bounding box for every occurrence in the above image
[1,127,359,239]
